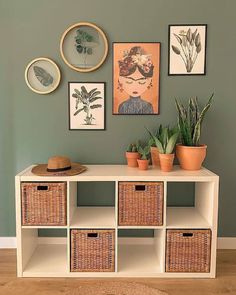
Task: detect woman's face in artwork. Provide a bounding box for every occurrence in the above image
[119,69,151,97]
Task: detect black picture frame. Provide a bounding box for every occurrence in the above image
[112,42,161,115]
[168,24,207,76]
[68,81,106,131]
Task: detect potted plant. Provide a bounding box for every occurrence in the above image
[125,143,140,167]
[150,126,179,172]
[146,125,163,167]
[175,94,214,170]
[137,144,150,170]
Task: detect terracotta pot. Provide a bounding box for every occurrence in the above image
[159,153,175,172]
[137,159,149,170]
[126,152,140,167]
[176,144,207,171]
[150,147,160,167]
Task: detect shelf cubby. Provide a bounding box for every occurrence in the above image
[20,229,67,277]
[118,229,165,275]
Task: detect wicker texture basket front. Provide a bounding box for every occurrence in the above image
[166,229,211,273]
[21,182,67,226]
[119,182,163,226]
[71,229,115,272]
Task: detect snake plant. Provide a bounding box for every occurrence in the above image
[147,126,179,154]
[175,93,214,146]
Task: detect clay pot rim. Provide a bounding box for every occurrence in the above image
[176,144,207,149]
[126,151,140,157]
[137,159,149,162]
[159,153,175,157]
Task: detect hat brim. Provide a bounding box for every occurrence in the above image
[31,163,87,176]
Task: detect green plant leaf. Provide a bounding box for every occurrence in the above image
[154,138,164,154]
[166,131,179,154]
[192,93,214,145]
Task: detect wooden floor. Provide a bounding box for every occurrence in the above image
[0,249,235,295]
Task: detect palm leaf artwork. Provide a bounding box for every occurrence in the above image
[171,27,203,73]
[72,85,103,125]
[175,94,214,146]
[33,66,53,87]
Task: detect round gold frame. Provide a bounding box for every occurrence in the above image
[60,22,108,73]
[25,57,61,94]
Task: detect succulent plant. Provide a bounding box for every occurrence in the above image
[175,94,214,146]
[126,143,138,153]
[147,126,179,154]
[138,144,150,160]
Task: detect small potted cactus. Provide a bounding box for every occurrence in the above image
[126,143,140,167]
[137,144,150,170]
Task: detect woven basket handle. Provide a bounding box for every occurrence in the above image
[37,185,48,191]
[183,232,193,237]
[135,185,146,191]
[87,233,98,238]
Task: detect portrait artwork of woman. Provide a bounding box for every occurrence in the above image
[113,43,160,115]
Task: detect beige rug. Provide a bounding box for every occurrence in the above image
[0,280,168,295]
[76,281,168,295]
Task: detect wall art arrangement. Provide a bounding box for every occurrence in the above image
[60,22,108,73]
[68,82,105,130]
[24,21,209,131]
[25,57,61,94]
[168,24,207,75]
[113,42,161,115]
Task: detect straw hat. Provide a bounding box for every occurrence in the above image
[31,156,87,176]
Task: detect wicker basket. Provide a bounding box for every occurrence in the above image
[166,229,211,272]
[21,182,67,226]
[118,182,163,226]
[71,229,115,272]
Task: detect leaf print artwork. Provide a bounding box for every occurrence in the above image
[72,86,102,125]
[33,66,53,87]
[171,28,202,73]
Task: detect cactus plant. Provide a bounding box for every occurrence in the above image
[175,94,214,146]
[126,143,138,153]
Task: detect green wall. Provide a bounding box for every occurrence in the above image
[0,0,235,237]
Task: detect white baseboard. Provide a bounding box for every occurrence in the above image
[0,237,17,248]
[0,237,236,249]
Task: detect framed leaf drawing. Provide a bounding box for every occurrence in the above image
[168,24,207,75]
[113,42,161,115]
[60,22,108,72]
[68,82,105,130]
[25,57,61,94]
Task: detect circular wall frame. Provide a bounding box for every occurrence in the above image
[25,57,61,94]
[60,22,108,72]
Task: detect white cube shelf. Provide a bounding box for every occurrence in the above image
[15,165,219,278]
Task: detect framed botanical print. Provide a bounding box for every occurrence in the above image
[168,24,207,75]
[60,22,108,73]
[68,82,105,130]
[25,57,61,94]
[113,42,161,115]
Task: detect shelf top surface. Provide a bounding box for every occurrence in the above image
[16,164,218,181]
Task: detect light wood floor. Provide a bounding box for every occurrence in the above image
[0,249,235,295]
